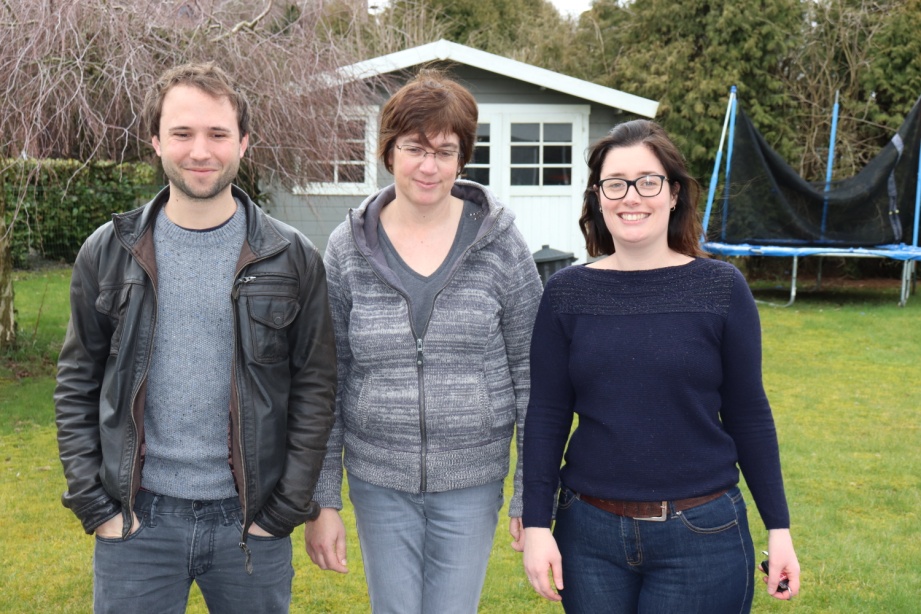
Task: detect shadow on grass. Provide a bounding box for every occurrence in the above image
[749,277,917,309]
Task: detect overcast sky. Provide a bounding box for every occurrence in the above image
[370,1,594,20]
[549,0,592,18]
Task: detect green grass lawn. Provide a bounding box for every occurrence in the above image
[2,266,919,612]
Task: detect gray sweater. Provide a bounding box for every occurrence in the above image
[142,204,245,499]
[316,180,543,516]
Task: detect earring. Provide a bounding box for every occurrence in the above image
[670,205,676,211]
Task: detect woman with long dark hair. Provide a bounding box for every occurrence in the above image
[522,120,800,612]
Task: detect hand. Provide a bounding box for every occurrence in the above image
[763,529,800,600]
[248,522,274,537]
[522,527,563,602]
[509,517,525,552]
[304,508,348,573]
[95,511,140,538]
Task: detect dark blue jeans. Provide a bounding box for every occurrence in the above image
[93,490,293,613]
[554,486,755,614]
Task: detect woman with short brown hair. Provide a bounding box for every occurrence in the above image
[306,70,543,614]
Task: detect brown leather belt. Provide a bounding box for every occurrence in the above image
[577,489,728,522]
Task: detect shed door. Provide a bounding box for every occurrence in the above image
[467,104,590,262]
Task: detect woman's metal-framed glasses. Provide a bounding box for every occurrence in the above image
[396,144,461,164]
[596,174,668,200]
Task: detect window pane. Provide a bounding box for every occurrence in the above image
[465,167,490,185]
[339,164,365,183]
[511,168,539,185]
[307,162,334,183]
[543,167,572,185]
[345,142,365,162]
[511,146,539,164]
[477,124,491,143]
[511,123,540,142]
[342,120,365,140]
[543,123,572,142]
[543,145,571,164]
[471,146,490,165]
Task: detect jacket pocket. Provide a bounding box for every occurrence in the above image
[95,284,131,356]
[246,295,300,363]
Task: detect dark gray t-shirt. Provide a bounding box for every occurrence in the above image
[379,200,484,336]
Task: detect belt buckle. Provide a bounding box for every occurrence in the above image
[635,501,668,522]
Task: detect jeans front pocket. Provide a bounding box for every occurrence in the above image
[94,514,148,543]
[557,485,578,511]
[677,487,744,534]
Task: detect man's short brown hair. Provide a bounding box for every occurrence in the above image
[142,62,250,139]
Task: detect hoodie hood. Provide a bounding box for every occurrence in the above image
[348,179,516,263]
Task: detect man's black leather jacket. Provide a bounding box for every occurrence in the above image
[54,186,336,545]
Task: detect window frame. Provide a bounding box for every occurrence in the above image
[474,105,589,199]
[293,106,378,196]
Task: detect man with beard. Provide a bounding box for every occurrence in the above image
[54,62,337,613]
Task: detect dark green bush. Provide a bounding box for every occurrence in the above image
[2,160,160,268]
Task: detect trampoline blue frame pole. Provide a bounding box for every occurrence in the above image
[914,138,921,247]
[702,86,736,242]
[720,89,739,242]
[821,90,840,240]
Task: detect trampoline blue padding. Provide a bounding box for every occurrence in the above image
[702,242,919,306]
[703,242,921,261]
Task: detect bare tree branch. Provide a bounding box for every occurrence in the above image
[211,0,275,42]
[0,0,383,190]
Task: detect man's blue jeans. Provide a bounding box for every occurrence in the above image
[348,475,504,614]
[554,485,755,614]
[93,490,293,613]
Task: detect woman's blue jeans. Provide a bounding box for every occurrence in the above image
[554,485,755,614]
[348,475,504,614]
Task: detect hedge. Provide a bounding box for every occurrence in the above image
[2,160,160,268]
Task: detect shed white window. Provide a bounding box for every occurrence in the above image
[509,122,573,187]
[464,124,492,185]
[296,107,378,196]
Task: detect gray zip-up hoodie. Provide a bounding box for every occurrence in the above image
[315,180,543,516]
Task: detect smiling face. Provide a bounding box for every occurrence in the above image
[152,84,248,204]
[389,132,461,210]
[597,143,678,254]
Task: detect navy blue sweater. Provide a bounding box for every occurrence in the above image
[522,259,790,530]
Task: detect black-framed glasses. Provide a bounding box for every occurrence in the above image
[396,144,461,164]
[596,174,667,200]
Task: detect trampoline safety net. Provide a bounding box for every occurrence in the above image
[708,97,921,247]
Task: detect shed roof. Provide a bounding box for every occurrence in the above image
[336,39,659,118]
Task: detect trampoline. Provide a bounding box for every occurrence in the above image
[701,87,921,306]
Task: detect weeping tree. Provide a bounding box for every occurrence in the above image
[0,0,380,351]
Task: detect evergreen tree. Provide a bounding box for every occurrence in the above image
[574,0,803,181]
[388,0,562,54]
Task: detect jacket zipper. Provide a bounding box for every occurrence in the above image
[230,266,286,574]
[124,260,159,539]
